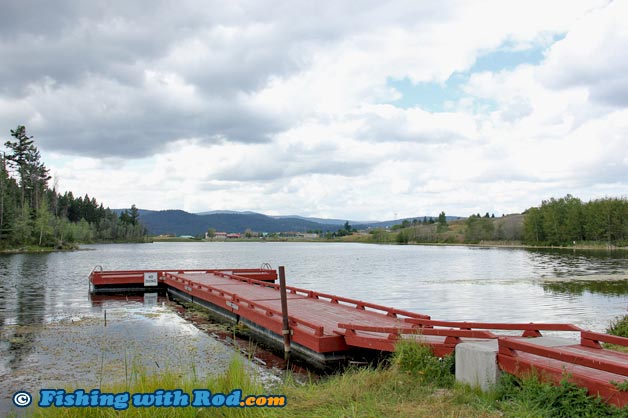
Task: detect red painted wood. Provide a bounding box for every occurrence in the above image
[581,331,628,348]
[499,337,628,376]
[406,318,583,333]
[90,268,277,286]
[498,353,628,407]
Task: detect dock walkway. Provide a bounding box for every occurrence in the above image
[164,270,429,356]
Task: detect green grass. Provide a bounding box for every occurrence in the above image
[23,343,498,418]
[22,340,628,418]
[605,314,628,353]
[21,321,628,418]
[28,356,270,418]
[495,373,628,417]
[608,315,628,338]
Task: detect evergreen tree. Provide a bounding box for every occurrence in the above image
[129,204,140,226]
[1,125,148,248]
[4,125,50,210]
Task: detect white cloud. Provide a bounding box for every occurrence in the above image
[2,0,627,219]
[540,0,628,106]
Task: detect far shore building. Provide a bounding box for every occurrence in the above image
[211,232,227,240]
[297,232,318,239]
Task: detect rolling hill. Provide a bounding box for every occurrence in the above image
[133,209,463,236]
[138,210,340,236]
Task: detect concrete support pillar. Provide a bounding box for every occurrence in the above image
[455,340,501,391]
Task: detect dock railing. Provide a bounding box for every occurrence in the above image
[498,334,628,407]
[165,272,325,337]
[337,322,496,355]
[581,330,628,349]
[89,268,277,286]
[405,318,583,337]
[338,323,496,341]
[499,336,628,377]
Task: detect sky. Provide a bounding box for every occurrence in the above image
[1,0,627,220]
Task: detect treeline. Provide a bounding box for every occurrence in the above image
[373,195,628,247]
[374,212,454,244]
[523,195,628,246]
[1,125,147,249]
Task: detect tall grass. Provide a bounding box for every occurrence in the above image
[495,373,628,417]
[29,356,271,418]
[22,313,628,418]
[608,315,628,338]
[392,339,455,387]
[26,342,498,418]
[25,338,628,418]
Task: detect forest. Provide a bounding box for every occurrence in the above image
[522,194,628,246]
[0,125,146,250]
[373,195,628,248]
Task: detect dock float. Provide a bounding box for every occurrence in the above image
[89,266,277,293]
[89,266,628,407]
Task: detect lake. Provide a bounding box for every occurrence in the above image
[1,242,628,412]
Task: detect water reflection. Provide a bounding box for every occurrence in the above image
[543,279,628,297]
[1,243,628,411]
[88,293,166,310]
[527,248,628,278]
[3,243,628,332]
[1,254,49,373]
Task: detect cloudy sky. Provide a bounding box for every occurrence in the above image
[1,0,626,220]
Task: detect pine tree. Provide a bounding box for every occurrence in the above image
[4,125,51,210]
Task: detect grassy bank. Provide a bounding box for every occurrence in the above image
[22,336,628,418]
[23,344,496,418]
[0,243,79,253]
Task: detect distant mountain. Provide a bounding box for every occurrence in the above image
[195,210,262,216]
[132,208,463,236]
[138,210,341,236]
[273,215,375,226]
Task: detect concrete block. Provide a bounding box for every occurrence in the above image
[455,340,500,391]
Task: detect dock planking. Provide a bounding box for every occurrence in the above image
[163,270,429,356]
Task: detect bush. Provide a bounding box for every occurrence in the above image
[392,340,455,387]
[608,315,628,338]
[396,230,409,244]
[495,373,625,417]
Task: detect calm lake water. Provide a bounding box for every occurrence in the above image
[1,242,628,412]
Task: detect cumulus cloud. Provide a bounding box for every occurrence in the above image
[355,105,477,144]
[540,0,628,107]
[1,0,626,219]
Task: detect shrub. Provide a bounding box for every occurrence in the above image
[496,373,626,417]
[608,315,628,338]
[392,339,455,387]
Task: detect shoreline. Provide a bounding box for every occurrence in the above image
[151,236,628,252]
[3,238,625,255]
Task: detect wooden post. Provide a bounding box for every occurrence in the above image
[278,266,291,364]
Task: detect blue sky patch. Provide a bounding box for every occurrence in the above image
[470,43,547,73]
[387,38,561,111]
[387,74,466,112]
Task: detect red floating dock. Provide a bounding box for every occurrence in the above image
[89,266,628,406]
[162,269,430,366]
[89,267,277,293]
